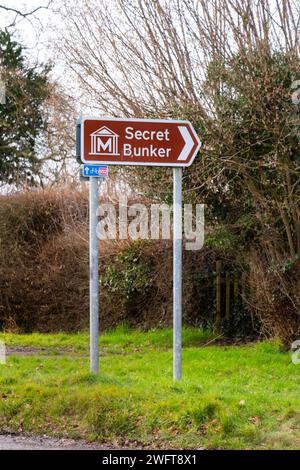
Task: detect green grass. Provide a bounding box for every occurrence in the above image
[0,328,299,449]
[0,326,213,354]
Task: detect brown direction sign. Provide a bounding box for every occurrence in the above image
[80,117,201,167]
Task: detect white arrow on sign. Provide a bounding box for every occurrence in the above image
[177,126,195,161]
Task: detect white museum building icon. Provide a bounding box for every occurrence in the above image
[90,126,120,156]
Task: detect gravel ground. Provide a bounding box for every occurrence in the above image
[0,434,110,450]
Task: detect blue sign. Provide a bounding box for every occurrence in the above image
[82,165,109,178]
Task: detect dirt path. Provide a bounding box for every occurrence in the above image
[0,434,110,450]
[6,336,259,358]
[6,347,74,356]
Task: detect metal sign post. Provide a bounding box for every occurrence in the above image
[173,167,182,381]
[89,176,99,374]
[77,117,201,380]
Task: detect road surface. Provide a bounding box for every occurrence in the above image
[0,434,109,450]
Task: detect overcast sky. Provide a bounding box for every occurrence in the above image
[0,1,56,64]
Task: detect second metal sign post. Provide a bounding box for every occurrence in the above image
[173,167,182,381]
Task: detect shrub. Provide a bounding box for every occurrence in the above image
[248,245,300,344]
[100,241,153,311]
[0,186,253,334]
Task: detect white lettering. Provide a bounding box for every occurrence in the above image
[125,126,134,139]
[123,143,132,156]
[122,143,171,158]
[125,127,170,141]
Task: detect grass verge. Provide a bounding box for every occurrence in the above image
[0,328,299,449]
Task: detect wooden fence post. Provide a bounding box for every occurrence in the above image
[216,260,222,329]
[226,272,230,321]
[233,273,239,306]
[234,272,239,313]
[242,271,254,330]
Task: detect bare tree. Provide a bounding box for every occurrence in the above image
[56,0,300,258]
[0,1,53,28]
[57,0,299,115]
[36,81,79,186]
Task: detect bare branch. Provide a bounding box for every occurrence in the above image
[0,1,53,28]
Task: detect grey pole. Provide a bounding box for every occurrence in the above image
[89,176,99,374]
[173,167,182,381]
